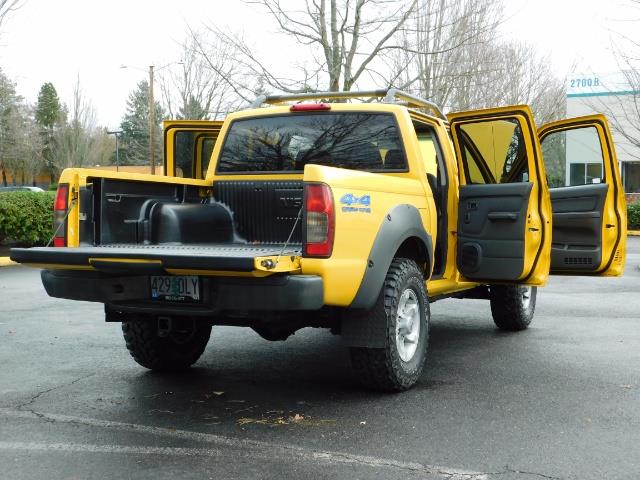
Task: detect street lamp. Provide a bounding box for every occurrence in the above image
[120,61,183,175]
[107,130,123,172]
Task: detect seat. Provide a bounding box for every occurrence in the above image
[383,149,405,169]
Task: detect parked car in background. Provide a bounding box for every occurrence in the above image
[0,186,45,192]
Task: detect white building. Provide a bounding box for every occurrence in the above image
[566,72,640,196]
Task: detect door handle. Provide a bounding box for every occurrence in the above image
[487,212,518,222]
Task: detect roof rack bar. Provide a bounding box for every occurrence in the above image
[383,89,446,120]
[248,89,446,120]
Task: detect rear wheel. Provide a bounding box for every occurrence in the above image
[349,258,429,392]
[489,285,537,331]
[122,316,211,371]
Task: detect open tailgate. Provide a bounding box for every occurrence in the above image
[10,244,302,275]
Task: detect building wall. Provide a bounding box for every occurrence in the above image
[566,72,640,197]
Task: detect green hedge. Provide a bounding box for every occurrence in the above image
[629,202,640,230]
[0,191,55,246]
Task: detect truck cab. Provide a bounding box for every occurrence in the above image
[10,89,627,391]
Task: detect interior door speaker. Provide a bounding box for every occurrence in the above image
[459,242,482,273]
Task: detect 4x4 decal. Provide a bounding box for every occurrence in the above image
[340,193,371,213]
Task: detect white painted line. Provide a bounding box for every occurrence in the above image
[0,408,486,479]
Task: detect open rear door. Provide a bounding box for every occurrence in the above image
[163,120,224,180]
[539,115,627,276]
[448,106,552,286]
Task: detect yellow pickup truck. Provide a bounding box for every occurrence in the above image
[11,90,627,391]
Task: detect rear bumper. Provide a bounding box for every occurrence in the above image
[41,270,324,315]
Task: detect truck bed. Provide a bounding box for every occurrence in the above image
[10,244,301,273]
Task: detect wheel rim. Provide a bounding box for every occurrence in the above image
[395,288,421,362]
[521,286,532,310]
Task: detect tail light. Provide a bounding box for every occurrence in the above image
[303,183,334,257]
[53,184,69,247]
[290,103,331,112]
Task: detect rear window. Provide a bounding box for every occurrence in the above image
[216,113,407,173]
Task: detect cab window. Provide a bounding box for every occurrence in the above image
[174,131,196,178]
[174,131,218,179]
[217,113,407,173]
[540,126,604,188]
[458,119,529,184]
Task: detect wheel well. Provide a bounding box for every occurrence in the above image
[395,237,430,276]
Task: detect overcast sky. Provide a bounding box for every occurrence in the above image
[0,0,636,128]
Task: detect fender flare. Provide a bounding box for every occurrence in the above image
[349,204,433,310]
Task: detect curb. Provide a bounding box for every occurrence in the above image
[629,230,640,237]
[0,256,16,267]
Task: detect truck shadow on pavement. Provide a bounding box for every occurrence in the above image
[115,318,510,427]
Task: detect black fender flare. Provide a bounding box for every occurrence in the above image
[349,204,433,310]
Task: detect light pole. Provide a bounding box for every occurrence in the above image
[107,130,123,172]
[148,65,156,174]
[120,61,182,175]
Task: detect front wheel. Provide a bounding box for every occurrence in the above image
[489,285,537,331]
[349,258,430,392]
[122,316,212,371]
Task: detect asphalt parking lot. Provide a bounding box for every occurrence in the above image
[1,238,639,480]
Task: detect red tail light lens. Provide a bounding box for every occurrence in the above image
[53,184,69,247]
[304,183,334,257]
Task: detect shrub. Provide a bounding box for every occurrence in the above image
[0,191,55,246]
[629,202,640,230]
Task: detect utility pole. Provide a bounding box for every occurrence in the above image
[148,65,156,175]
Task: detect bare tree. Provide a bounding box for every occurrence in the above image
[17,105,45,186]
[454,41,565,124]
[0,67,20,185]
[0,0,21,32]
[159,30,245,119]
[387,0,564,123]
[205,0,418,95]
[388,0,502,107]
[583,1,640,160]
[53,76,98,170]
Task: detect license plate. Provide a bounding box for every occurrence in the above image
[150,276,200,302]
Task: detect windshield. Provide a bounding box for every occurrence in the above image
[216,112,407,173]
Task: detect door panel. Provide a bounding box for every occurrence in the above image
[550,184,607,272]
[448,106,552,286]
[539,115,626,276]
[457,183,532,280]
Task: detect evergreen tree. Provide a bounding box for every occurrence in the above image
[35,82,63,182]
[178,95,207,120]
[120,80,165,166]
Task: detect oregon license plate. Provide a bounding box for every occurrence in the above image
[150,276,200,302]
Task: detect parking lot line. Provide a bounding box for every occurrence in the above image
[0,408,487,479]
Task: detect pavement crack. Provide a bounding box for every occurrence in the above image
[14,374,95,417]
[490,466,564,480]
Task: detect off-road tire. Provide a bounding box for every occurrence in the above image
[349,258,429,392]
[122,317,212,371]
[489,285,537,331]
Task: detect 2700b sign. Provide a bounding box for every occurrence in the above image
[150,276,200,302]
